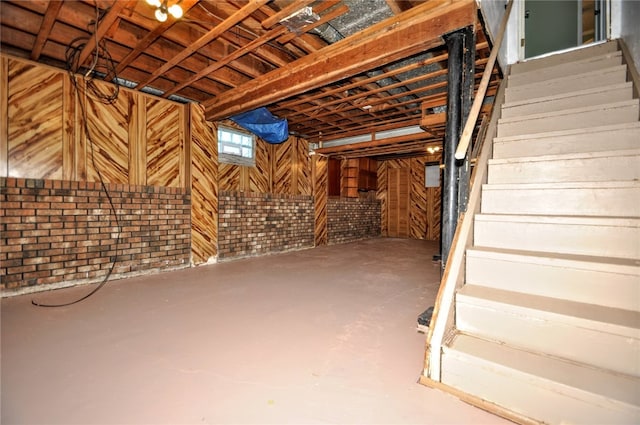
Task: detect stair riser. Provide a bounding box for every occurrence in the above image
[508,55,623,87]
[487,155,640,184]
[455,299,640,377]
[501,85,633,118]
[481,186,640,217]
[493,126,640,159]
[505,67,627,103]
[441,351,640,424]
[511,41,619,75]
[465,253,640,311]
[497,103,639,138]
[474,220,640,259]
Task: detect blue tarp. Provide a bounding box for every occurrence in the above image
[230,107,289,144]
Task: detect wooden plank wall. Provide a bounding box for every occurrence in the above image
[296,137,312,196]
[377,158,388,236]
[313,156,328,246]
[216,122,311,197]
[377,153,442,241]
[146,99,183,188]
[1,54,319,264]
[387,167,410,237]
[6,58,64,180]
[1,54,187,189]
[86,83,130,183]
[190,103,218,264]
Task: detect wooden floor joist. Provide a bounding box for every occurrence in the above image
[204,0,478,120]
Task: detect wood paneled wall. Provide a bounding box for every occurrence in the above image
[6,58,64,180]
[313,156,328,246]
[216,122,311,196]
[1,54,319,266]
[201,122,314,258]
[377,154,442,241]
[1,54,187,188]
[190,103,218,265]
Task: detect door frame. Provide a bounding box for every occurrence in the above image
[517,0,611,61]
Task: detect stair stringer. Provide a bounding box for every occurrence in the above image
[421,76,507,383]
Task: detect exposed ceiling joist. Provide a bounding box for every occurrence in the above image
[1,0,500,160]
[136,0,270,90]
[74,0,137,72]
[261,0,316,29]
[204,0,477,120]
[110,0,201,80]
[30,0,64,61]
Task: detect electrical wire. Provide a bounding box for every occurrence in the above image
[84,2,100,77]
[32,1,122,308]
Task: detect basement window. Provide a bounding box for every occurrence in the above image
[218,126,255,166]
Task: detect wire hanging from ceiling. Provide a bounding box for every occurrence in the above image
[32,0,123,308]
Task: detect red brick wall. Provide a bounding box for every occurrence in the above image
[218,191,314,260]
[0,177,191,292]
[327,197,381,244]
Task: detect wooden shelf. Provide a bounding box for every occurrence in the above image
[342,158,377,197]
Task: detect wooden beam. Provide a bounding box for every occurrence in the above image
[385,0,404,15]
[269,48,455,113]
[289,70,499,138]
[282,51,490,119]
[136,0,270,90]
[31,0,64,61]
[75,1,136,71]
[261,0,315,29]
[110,0,200,80]
[315,132,433,156]
[205,0,477,120]
[274,43,487,119]
[162,26,288,98]
[277,4,349,45]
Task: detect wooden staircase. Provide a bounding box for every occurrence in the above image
[424,40,640,424]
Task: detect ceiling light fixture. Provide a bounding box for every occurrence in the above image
[147,0,183,22]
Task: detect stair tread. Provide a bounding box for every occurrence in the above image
[457,285,640,334]
[502,82,632,109]
[511,41,619,74]
[493,122,640,143]
[506,64,627,92]
[466,246,640,273]
[509,50,623,80]
[484,180,640,190]
[488,148,640,165]
[446,333,640,407]
[475,213,640,227]
[498,99,639,124]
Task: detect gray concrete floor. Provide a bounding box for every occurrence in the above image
[1,238,510,424]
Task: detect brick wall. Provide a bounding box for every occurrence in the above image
[218,191,314,260]
[328,197,381,244]
[0,177,191,293]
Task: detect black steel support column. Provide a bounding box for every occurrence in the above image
[440,28,473,269]
[458,26,476,214]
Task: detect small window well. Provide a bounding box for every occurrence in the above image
[218,126,255,166]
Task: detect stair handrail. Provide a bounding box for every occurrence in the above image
[454,0,513,160]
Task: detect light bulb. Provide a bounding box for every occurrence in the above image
[168,4,183,19]
[146,0,161,7]
[155,8,168,22]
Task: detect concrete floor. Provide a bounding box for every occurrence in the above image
[1,238,510,424]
